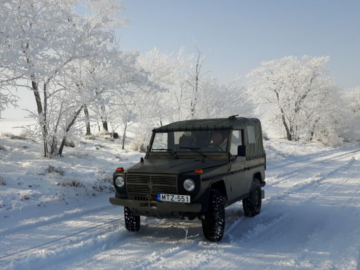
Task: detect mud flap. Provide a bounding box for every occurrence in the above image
[261,190,265,199]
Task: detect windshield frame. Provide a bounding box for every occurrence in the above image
[148,129,232,157]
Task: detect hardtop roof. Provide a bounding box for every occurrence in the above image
[153,117,260,132]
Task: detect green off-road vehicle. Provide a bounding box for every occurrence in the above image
[109,116,266,242]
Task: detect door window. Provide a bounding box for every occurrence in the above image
[230,130,242,155]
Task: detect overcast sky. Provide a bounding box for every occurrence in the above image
[2,0,359,120]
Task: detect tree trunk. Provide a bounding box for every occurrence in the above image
[122,122,127,150]
[191,59,200,119]
[280,109,292,140]
[58,106,84,156]
[100,105,108,132]
[309,118,320,141]
[30,78,49,156]
[25,46,48,157]
[190,48,203,119]
[102,121,108,132]
[83,104,91,135]
[275,90,292,141]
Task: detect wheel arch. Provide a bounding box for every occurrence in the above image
[210,179,228,202]
[199,179,229,213]
[253,171,266,187]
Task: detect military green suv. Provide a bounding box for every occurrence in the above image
[109,116,266,242]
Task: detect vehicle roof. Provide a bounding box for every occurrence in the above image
[153,117,261,132]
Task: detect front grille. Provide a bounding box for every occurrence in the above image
[126,174,178,196]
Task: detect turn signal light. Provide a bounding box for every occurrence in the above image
[116,167,124,172]
[194,169,203,174]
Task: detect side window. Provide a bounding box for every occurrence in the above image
[230,130,242,155]
[247,126,256,144]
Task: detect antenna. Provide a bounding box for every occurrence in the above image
[228,115,239,120]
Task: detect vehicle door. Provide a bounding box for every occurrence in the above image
[226,130,249,201]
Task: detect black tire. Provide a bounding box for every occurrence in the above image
[243,178,262,217]
[124,207,140,232]
[202,189,225,242]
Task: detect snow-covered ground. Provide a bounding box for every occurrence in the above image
[1,122,360,270]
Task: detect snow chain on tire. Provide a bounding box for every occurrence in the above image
[124,207,140,232]
[243,178,262,217]
[202,189,225,242]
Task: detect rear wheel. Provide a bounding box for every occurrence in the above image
[202,189,225,242]
[242,179,262,217]
[124,207,140,232]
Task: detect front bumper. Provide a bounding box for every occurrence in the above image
[109,197,202,213]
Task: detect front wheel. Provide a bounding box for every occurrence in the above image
[124,207,140,232]
[202,189,225,242]
[242,179,262,217]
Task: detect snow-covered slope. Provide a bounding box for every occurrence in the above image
[0,132,143,232]
[1,134,360,270]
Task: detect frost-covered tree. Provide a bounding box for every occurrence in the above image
[0,85,18,118]
[247,56,336,141]
[0,0,127,157]
[197,75,252,119]
[340,87,360,142]
[138,47,193,124]
[187,45,207,119]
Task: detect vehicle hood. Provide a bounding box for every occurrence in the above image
[126,158,227,174]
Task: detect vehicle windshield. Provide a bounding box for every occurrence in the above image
[151,130,230,153]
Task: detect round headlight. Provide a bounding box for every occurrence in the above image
[115,176,125,188]
[183,179,195,192]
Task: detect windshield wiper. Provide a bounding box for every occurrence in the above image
[180,147,207,158]
[152,148,178,159]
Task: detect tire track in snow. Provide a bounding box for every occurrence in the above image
[0,204,114,238]
[267,149,360,187]
[268,148,360,171]
[0,217,130,270]
[0,219,119,261]
[267,157,357,203]
[127,208,289,270]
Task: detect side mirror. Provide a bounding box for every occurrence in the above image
[238,145,246,157]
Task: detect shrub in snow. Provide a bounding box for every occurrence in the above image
[0,176,5,186]
[92,183,115,193]
[97,171,112,184]
[64,140,75,148]
[69,152,90,159]
[104,137,115,142]
[130,135,148,152]
[94,144,105,149]
[85,135,96,140]
[21,195,30,201]
[96,131,111,136]
[0,145,6,151]
[19,130,31,139]
[59,180,84,188]
[46,165,65,176]
[1,132,13,138]
[1,132,28,141]
[112,132,120,139]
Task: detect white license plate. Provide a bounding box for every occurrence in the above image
[157,194,191,204]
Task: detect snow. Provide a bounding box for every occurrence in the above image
[1,121,360,270]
